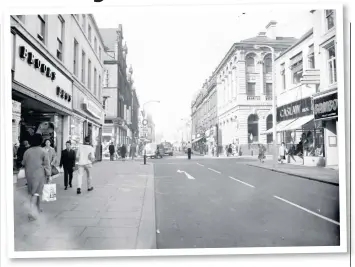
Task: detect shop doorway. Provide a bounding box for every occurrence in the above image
[248,114,259,143]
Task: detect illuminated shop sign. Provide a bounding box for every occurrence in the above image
[19,46,56,81]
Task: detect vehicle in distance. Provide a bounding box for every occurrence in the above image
[161,141,173,156]
[144,143,164,159]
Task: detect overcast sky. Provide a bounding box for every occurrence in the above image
[93,5,314,141]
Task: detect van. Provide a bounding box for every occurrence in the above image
[144,143,164,159]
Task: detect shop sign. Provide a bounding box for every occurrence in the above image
[19,46,56,81]
[83,99,101,119]
[277,97,312,122]
[313,92,338,120]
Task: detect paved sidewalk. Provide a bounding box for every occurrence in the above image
[247,160,339,186]
[14,160,156,251]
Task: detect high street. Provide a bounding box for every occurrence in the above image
[154,155,340,249]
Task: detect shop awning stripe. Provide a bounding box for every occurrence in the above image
[281,115,314,131]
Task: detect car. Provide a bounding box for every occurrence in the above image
[144,143,164,159]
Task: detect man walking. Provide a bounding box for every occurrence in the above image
[109,142,115,161]
[76,136,95,194]
[59,141,76,190]
[186,141,192,160]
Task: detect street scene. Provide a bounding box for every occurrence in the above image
[10,6,342,252]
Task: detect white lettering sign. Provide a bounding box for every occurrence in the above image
[314,99,338,115]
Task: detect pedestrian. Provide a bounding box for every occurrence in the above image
[21,133,51,221]
[43,139,57,182]
[59,141,76,190]
[121,144,127,161]
[131,143,136,160]
[109,142,115,161]
[75,136,95,194]
[16,140,31,169]
[258,144,266,163]
[228,144,232,157]
[186,141,192,160]
[278,142,287,164]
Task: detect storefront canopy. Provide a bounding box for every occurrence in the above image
[262,119,296,135]
[192,137,204,143]
[281,115,314,131]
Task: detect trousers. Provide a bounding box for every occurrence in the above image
[63,167,73,187]
[77,165,92,189]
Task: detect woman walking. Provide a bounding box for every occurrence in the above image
[258,144,266,163]
[22,133,51,221]
[43,139,57,181]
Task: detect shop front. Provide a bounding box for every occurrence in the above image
[313,90,338,167]
[12,33,73,181]
[72,85,104,161]
[264,97,325,166]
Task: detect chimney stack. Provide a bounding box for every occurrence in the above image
[265,20,277,39]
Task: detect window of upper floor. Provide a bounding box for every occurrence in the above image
[88,24,92,43]
[246,54,256,73]
[37,15,46,44]
[82,14,86,33]
[280,63,286,90]
[308,45,315,69]
[325,10,335,32]
[289,53,303,85]
[56,15,65,61]
[264,54,272,73]
[325,42,337,85]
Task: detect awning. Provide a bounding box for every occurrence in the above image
[262,119,297,135]
[192,137,203,143]
[281,115,314,131]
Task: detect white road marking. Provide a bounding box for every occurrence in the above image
[228,176,255,188]
[208,168,221,174]
[177,170,195,180]
[196,163,204,167]
[273,195,340,226]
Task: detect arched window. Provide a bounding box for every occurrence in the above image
[264,55,272,73]
[246,55,255,73]
[266,114,273,144]
[248,114,259,143]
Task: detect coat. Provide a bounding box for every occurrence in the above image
[60,149,76,169]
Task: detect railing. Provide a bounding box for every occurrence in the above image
[247,96,261,100]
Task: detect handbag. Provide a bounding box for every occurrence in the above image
[51,166,59,176]
[18,168,26,179]
[42,183,56,202]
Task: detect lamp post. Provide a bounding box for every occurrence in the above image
[254,44,277,165]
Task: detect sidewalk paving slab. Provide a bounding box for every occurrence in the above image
[14,160,156,252]
[247,160,339,186]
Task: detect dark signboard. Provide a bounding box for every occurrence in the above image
[277,97,313,122]
[314,92,338,120]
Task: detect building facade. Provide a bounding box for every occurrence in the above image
[270,9,338,167]
[100,26,139,148]
[191,21,297,155]
[11,14,105,181]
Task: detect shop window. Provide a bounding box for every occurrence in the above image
[247,83,256,96]
[327,44,337,85]
[264,55,272,73]
[266,114,273,144]
[37,15,46,43]
[246,55,256,73]
[247,114,259,143]
[57,16,64,61]
[73,39,79,76]
[325,10,335,31]
[81,51,86,83]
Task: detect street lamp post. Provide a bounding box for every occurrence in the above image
[254,45,277,166]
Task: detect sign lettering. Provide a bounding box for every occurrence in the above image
[277,97,312,122]
[19,45,56,81]
[313,92,338,120]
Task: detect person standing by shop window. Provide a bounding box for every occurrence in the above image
[76,136,95,194]
[22,134,51,221]
[43,139,57,182]
[278,142,288,164]
[59,141,76,190]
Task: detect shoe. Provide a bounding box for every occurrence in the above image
[65,186,68,190]
[70,184,72,188]
[88,187,94,191]
[77,188,81,194]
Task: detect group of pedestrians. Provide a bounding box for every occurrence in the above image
[20,134,96,221]
[108,142,137,161]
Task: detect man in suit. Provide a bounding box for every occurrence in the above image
[59,141,76,190]
[109,142,115,161]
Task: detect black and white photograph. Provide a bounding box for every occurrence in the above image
[1,1,349,262]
